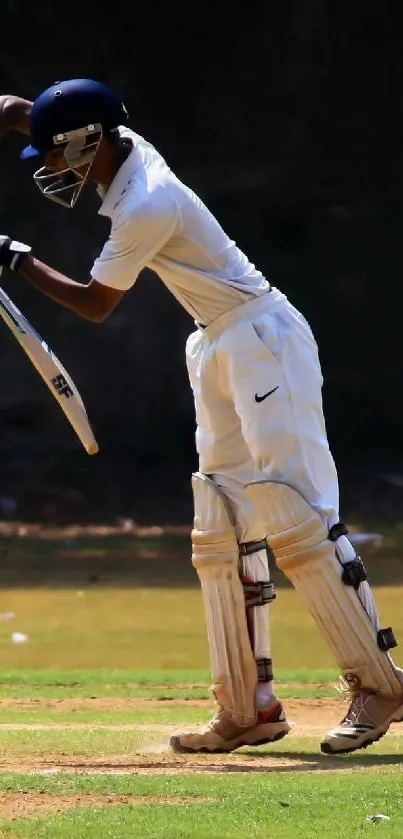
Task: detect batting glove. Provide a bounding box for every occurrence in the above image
[0,235,31,271]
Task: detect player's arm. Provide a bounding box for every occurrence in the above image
[0,196,179,320]
[0,236,124,322]
[0,95,33,138]
[21,256,125,322]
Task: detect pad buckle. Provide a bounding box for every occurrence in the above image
[256,657,273,682]
[341,557,367,588]
[329,522,349,541]
[377,627,398,652]
[241,578,276,607]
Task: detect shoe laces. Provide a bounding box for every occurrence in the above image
[335,677,354,701]
[335,678,367,724]
[336,678,378,726]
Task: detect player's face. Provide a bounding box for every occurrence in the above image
[33,130,104,207]
[44,148,89,180]
[43,149,67,172]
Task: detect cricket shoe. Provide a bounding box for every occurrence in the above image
[169,697,290,754]
[321,688,403,754]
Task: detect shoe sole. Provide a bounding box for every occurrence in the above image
[320,728,386,755]
[320,706,403,755]
[170,726,290,755]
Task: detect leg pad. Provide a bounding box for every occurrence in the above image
[245,480,403,697]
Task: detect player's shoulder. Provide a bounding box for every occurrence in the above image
[110,126,180,227]
[110,182,179,247]
[116,179,177,219]
[114,153,180,223]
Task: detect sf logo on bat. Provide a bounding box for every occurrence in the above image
[51,374,74,398]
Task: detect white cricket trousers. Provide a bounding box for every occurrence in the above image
[185,288,340,543]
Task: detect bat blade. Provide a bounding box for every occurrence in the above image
[0,274,98,455]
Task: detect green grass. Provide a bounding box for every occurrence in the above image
[0,770,403,838]
[0,665,338,697]
[0,586,402,670]
[0,727,151,756]
[0,666,339,687]
[0,665,340,725]
[0,557,402,837]
[0,695,332,727]
[0,707,207,724]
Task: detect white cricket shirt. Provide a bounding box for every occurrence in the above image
[91,127,270,325]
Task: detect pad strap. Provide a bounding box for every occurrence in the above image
[240,539,276,607]
[239,539,268,555]
[241,578,276,607]
[256,657,273,682]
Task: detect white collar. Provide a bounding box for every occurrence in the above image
[98,145,139,218]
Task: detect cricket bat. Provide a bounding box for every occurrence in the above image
[0,270,99,455]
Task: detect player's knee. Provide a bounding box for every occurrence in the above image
[244,480,366,584]
[209,473,264,544]
[244,480,331,571]
[245,480,371,596]
[191,473,276,607]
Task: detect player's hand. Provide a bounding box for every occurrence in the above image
[0,235,31,272]
[0,96,32,139]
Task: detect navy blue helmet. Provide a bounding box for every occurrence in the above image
[20,79,130,208]
[21,78,129,160]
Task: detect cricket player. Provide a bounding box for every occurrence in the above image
[0,79,402,755]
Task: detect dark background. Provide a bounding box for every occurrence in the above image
[0,1,403,526]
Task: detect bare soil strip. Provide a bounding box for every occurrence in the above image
[0,696,343,732]
[0,753,398,776]
[0,698,401,777]
[0,792,215,820]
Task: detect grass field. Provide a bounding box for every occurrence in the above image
[0,532,402,836]
[1,585,403,670]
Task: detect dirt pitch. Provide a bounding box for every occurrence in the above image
[0,792,217,821]
[0,696,401,777]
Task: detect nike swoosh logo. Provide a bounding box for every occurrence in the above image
[254,386,279,403]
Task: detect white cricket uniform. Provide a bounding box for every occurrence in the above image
[92,127,339,540]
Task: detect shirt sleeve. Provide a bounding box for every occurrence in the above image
[91,196,180,290]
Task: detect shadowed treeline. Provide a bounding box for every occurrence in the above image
[0,530,402,588]
[1,2,403,523]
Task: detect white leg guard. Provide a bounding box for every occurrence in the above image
[191,472,258,725]
[239,541,276,706]
[246,481,402,697]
